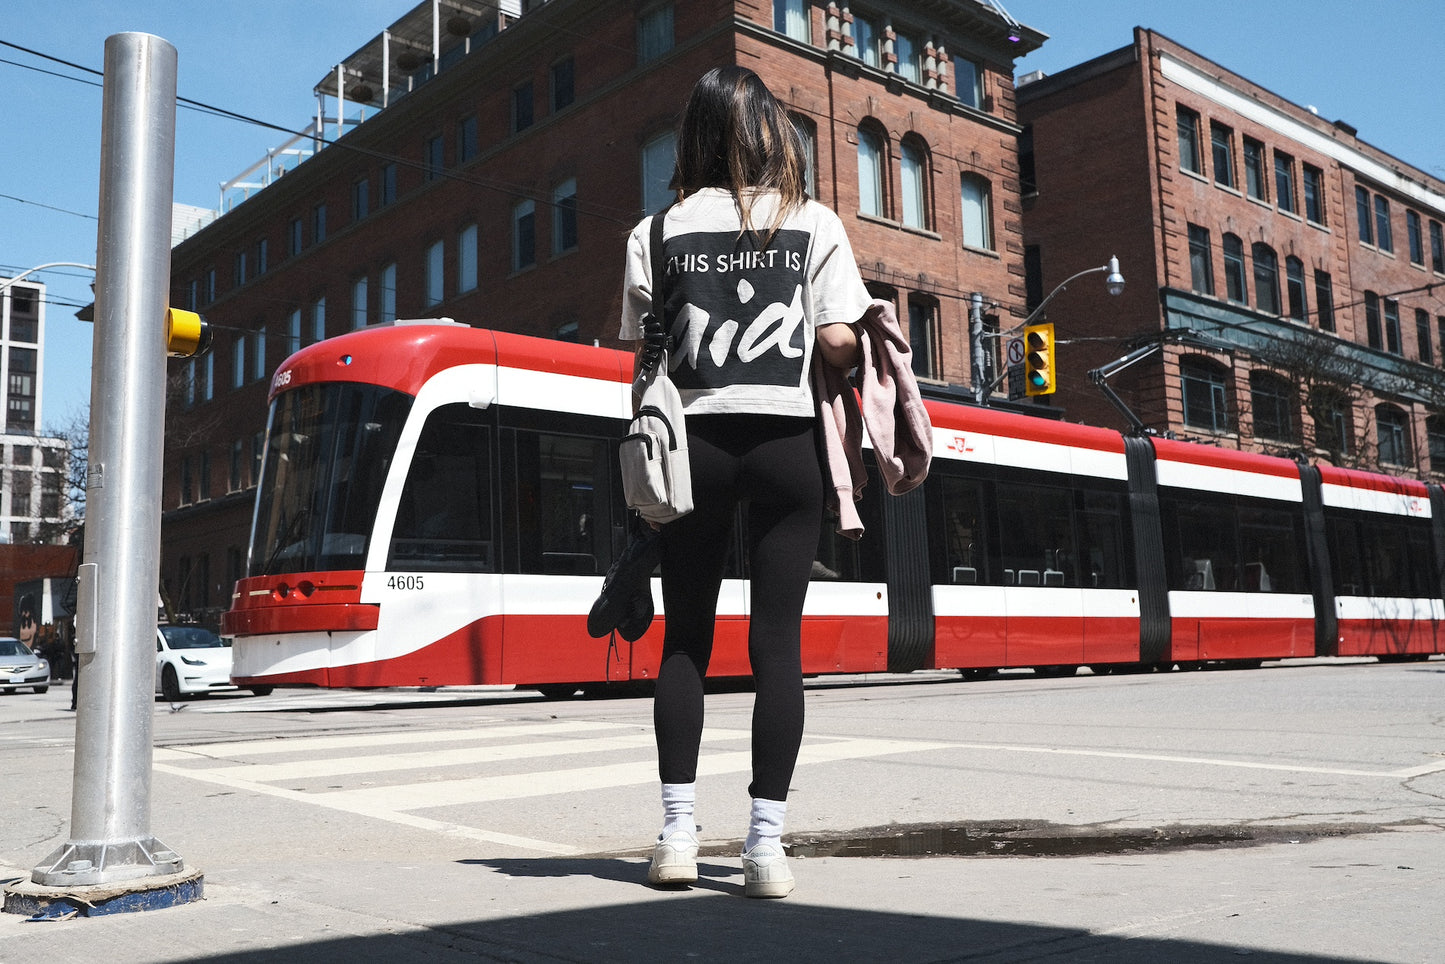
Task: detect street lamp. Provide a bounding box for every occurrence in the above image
[971,256,1125,403]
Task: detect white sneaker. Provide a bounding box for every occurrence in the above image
[741,842,794,898]
[648,830,699,885]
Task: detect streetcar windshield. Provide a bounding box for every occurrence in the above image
[249,382,412,576]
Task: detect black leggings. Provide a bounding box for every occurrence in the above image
[654,413,823,802]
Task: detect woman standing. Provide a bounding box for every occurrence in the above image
[619,66,869,898]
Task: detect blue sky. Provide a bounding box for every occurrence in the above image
[4,0,1441,430]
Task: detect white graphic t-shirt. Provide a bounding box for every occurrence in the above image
[620,188,873,417]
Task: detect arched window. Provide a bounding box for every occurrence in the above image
[1376,404,1413,467]
[857,123,887,218]
[1249,370,1298,443]
[960,173,992,250]
[1222,233,1247,303]
[1252,242,1280,314]
[1181,356,1232,433]
[900,137,930,230]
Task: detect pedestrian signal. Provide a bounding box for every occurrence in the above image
[1023,323,1055,396]
[165,308,212,357]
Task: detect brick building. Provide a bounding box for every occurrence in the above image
[162,0,1045,626]
[1018,28,1445,472]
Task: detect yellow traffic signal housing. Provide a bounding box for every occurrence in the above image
[1023,323,1056,396]
[165,307,212,357]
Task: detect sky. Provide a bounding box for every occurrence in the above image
[3,0,1442,432]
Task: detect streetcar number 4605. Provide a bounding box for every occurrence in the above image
[386,575,425,591]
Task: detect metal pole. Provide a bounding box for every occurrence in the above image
[969,292,985,404]
[33,32,182,887]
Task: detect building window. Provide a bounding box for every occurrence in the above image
[180,459,192,506]
[513,81,534,132]
[1209,122,1234,189]
[908,297,939,380]
[1314,270,1335,331]
[1302,165,1325,225]
[1181,357,1231,433]
[1431,220,1444,273]
[252,329,266,381]
[857,125,886,218]
[232,337,245,389]
[1418,308,1432,365]
[1376,405,1412,467]
[310,298,324,344]
[202,353,214,402]
[230,439,243,493]
[959,174,992,251]
[1384,298,1401,355]
[1017,124,1036,195]
[352,276,368,329]
[792,114,817,198]
[198,450,210,502]
[234,250,248,287]
[381,262,397,322]
[287,308,302,355]
[1222,233,1247,303]
[380,163,397,206]
[288,218,303,256]
[953,55,982,109]
[1429,417,1445,475]
[1285,256,1307,321]
[1176,106,1202,175]
[183,359,196,408]
[1252,244,1280,315]
[1250,371,1297,443]
[774,0,809,42]
[425,240,444,307]
[313,202,327,243]
[1273,151,1296,214]
[637,4,674,63]
[257,238,269,275]
[852,13,880,66]
[1243,138,1266,201]
[457,115,478,163]
[1364,291,1381,349]
[424,134,444,181]
[900,139,928,230]
[352,178,369,220]
[641,130,675,214]
[550,57,574,112]
[894,30,921,84]
[1320,401,1353,458]
[458,224,478,293]
[1407,210,1424,265]
[1355,186,1373,244]
[553,178,578,253]
[513,200,536,270]
[1374,195,1393,252]
[1188,224,1214,295]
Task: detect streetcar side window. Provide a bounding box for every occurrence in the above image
[813,464,886,582]
[940,476,988,585]
[388,404,495,572]
[1161,491,1305,592]
[996,482,1074,587]
[511,432,612,576]
[1328,511,1436,597]
[1077,489,1134,589]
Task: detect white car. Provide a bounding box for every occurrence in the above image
[1,636,50,694]
[155,625,270,700]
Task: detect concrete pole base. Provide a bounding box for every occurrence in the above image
[3,867,203,919]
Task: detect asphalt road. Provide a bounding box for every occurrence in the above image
[1,658,1443,962]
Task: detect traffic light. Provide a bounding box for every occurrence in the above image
[1023,323,1055,396]
[165,307,212,357]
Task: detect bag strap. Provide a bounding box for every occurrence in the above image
[649,200,672,322]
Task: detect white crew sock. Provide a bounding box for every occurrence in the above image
[745,796,787,853]
[661,782,696,838]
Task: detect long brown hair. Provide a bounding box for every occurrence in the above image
[670,66,808,244]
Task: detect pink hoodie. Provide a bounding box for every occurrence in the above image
[813,300,933,539]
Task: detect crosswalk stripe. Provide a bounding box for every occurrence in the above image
[155,719,633,760]
[314,737,953,812]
